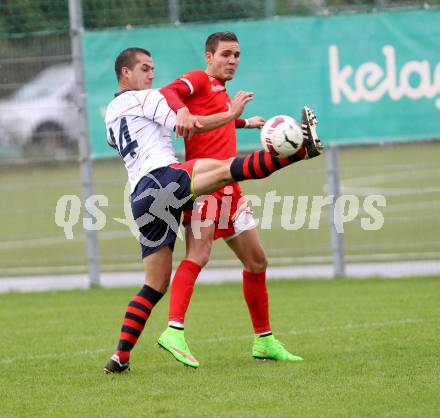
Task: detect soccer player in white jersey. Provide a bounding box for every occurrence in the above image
[104,47,322,373]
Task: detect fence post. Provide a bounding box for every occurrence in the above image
[169,0,180,24]
[376,0,386,11]
[326,145,346,277]
[68,0,101,287]
[265,0,275,18]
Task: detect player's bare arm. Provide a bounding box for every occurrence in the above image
[245,116,265,128]
[175,107,202,139]
[229,90,254,116]
[194,90,254,133]
[175,90,254,139]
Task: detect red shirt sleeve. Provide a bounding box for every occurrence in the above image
[179,70,209,95]
[235,118,246,129]
[160,70,209,113]
[159,81,189,113]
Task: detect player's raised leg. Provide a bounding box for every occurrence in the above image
[104,246,172,374]
[226,228,303,362]
[191,106,322,196]
[190,149,303,197]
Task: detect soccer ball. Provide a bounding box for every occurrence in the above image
[260,115,303,158]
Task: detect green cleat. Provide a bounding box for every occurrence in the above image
[158,327,200,368]
[252,335,304,362]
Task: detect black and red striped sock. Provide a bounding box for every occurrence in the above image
[114,284,163,363]
[230,146,306,182]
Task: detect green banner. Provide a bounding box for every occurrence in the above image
[83,10,440,158]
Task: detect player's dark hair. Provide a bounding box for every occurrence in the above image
[205,32,238,54]
[115,47,151,80]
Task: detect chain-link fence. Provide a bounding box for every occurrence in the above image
[1,0,439,158]
[0,0,439,284]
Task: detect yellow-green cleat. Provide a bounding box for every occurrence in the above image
[252,335,303,362]
[158,327,200,368]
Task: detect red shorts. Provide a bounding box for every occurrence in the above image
[183,182,246,240]
[170,158,197,178]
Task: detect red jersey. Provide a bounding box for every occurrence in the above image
[163,70,237,160]
[160,71,249,240]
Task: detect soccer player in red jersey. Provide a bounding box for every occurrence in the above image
[158,32,305,367]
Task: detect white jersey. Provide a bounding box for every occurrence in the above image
[105,89,178,192]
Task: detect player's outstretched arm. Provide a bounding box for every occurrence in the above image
[194,90,254,133]
[235,116,265,129]
[174,90,254,139]
[246,116,265,128]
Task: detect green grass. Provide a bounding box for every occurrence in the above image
[1,277,439,417]
[1,142,440,276]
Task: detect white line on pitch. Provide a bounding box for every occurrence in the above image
[1,317,439,365]
[201,317,440,343]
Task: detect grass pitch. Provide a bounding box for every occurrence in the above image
[1,277,439,417]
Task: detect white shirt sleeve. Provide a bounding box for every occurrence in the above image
[136,89,176,131]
